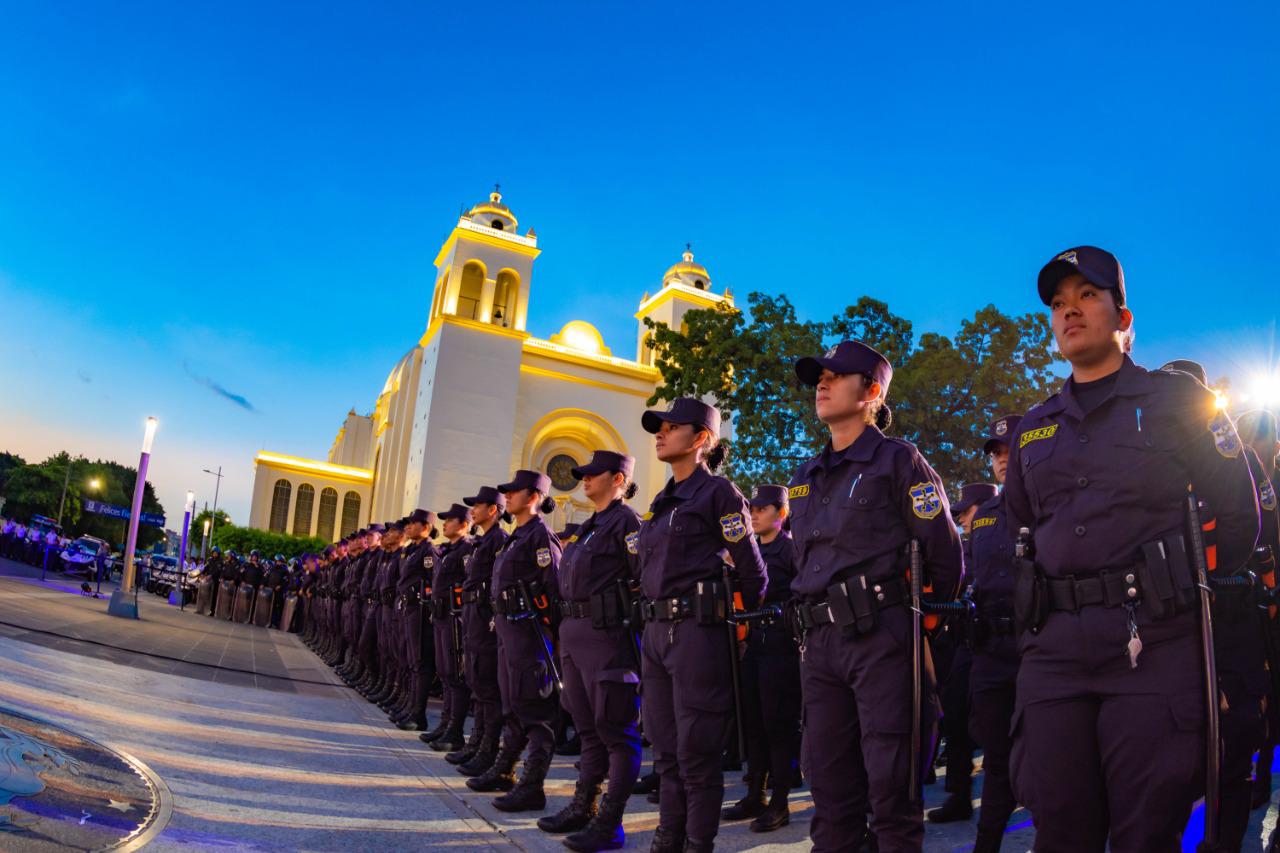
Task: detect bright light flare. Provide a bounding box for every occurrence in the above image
[1250,373,1280,407]
[141,416,158,454]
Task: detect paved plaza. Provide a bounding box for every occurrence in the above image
[0,558,1273,851]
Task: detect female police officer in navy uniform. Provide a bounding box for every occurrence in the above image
[1004,246,1259,852]
[487,469,563,813]
[787,340,964,853]
[720,484,801,833]
[636,397,767,853]
[422,503,475,752]
[537,450,643,852]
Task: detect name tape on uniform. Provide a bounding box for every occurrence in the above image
[788,484,809,499]
[1019,424,1059,448]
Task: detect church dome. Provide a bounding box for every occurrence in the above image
[662,246,712,291]
[550,320,611,356]
[466,187,518,232]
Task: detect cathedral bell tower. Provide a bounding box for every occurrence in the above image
[635,246,734,365]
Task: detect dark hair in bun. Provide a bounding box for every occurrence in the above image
[623,481,638,499]
[539,495,557,514]
[500,510,514,524]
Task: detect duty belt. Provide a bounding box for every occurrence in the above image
[462,588,490,605]
[639,596,697,622]
[1045,570,1142,612]
[559,599,592,620]
[792,577,908,630]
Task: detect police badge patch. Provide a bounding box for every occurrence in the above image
[909,482,943,520]
[1262,480,1277,512]
[536,547,552,568]
[1208,411,1242,459]
[625,531,639,555]
[720,512,748,543]
[995,419,1008,436]
[424,556,434,569]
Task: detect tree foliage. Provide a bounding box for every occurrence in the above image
[644,295,1062,494]
[189,508,233,547]
[210,524,326,560]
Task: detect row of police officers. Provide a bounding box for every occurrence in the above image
[288,244,1279,853]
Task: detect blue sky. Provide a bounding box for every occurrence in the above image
[2,2,1277,525]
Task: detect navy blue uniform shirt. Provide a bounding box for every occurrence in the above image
[637,465,767,609]
[432,537,474,601]
[758,531,797,607]
[787,425,964,600]
[464,524,508,594]
[1004,356,1259,578]
[396,537,436,595]
[492,515,562,594]
[969,492,1013,608]
[558,498,642,602]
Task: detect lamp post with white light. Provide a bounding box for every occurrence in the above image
[174,490,195,610]
[108,416,157,620]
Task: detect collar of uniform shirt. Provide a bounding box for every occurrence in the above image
[816,424,885,471]
[658,463,713,501]
[1052,354,1154,420]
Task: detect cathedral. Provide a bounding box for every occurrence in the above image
[247,190,734,542]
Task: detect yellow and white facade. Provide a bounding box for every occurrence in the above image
[249,191,734,541]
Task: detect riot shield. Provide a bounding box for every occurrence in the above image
[253,586,275,628]
[195,577,213,615]
[233,584,255,623]
[216,580,237,620]
[280,594,299,632]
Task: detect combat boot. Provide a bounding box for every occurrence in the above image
[721,772,765,820]
[537,779,599,832]
[563,793,627,852]
[430,717,467,752]
[458,724,505,777]
[466,738,523,792]
[421,714,451,744]
[748,789,790,832]
[926,781,973,823]
[648,825,684,853]
[445,723,484,764]
[493,753,551,812]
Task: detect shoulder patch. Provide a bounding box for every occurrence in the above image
[1209,411,1241,459]
[424,555,434,569]
[1260,479,1277,512]
[625,531,639,555]
[719,512,748,543]
[1019,424,1059,449]
[567,534,578,543]
[909,482,943,520]
[536,547,552,568]
[641,512,653,521]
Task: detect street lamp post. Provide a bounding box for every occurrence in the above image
[201,517,211,560]
[56,457,74,528]
[108,417,157,620]
[174,490,194,611]
[202,466,223,552]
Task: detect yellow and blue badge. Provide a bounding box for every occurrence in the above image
[789,484,809,499]
[720,512,748,543]
[909,482,943,520]
[424,556,434,569]
[1261,480,1277,512]
[536,547,552,568]
[1209,411,1242,459]
[625,531,639,555]
[1019,424,1059,449]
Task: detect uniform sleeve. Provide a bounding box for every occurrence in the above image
[620,510,643,582]
[1003,426,1035,546]
[536,523,562,590]
[713,481,767,610]
[898,446,964,601]
[1173,381,1259,573]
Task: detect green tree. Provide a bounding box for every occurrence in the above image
[210,524,325,561]
[189,508,232,548]
[644,293,1062,496]
[1,465,64,524]
[0,452,26,496]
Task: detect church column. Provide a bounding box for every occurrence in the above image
[478,277,497,323]
[443,266,460,316]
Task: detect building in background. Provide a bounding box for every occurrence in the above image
[248,190,733,541]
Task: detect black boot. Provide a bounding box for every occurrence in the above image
[683,838,714,853]
[458,724,503,777]
[430,718,467,752]
[422,714,451,744]
[648,826,685,853]
[721,772,766,820]
[563,793,627,852]
[748,789,790,832]
[466,738,523,793]
[633,771,659,795]
[446,723,484,765]
[926,787,973,823]
[493,753,551,812]
[537,779,599,832]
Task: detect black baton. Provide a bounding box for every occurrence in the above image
[908,539,924,808]
[719,567,747,763]
[1187,491,1221,847]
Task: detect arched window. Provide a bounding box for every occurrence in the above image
[268,479,291,532]
[491,219,504,230]
[456,261,485,320]
[317,487,338,541]
[340,491,362,538]
[493,269,519,327]
[292,483,315,537]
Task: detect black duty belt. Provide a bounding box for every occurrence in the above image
[1045,570,1141,612]
[792,577,907,630]
[462,588,490,605]
[560,599,592,620]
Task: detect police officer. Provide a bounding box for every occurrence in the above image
[787,340,964,853]
[367,522,404,706]
[423,504,475,752]
[263,556,288,628]
[457,487,511,781]
[392,509,438,731]
[482,469,562,812]
[636,397,767,853]
[958,418,1021,853]
[1005,246,1259,851]
[238,550,264,623]
[721,484,802,833]
[204,546,224,616]
[537,450,643,850]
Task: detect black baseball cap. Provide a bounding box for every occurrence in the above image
[437,503,473,522]
[463,486,506,509]
[952,483,998,517]
[572,450,635,480]
[983,414,1023,455]
[498,469,552,495]
[406,508,433,526]
[795,340,893,390]
[748,484,789,509]
[1038,246,1126,307]
[1160,359,1208,386]
[642,397,720,436]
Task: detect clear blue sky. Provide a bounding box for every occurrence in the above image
[2,2,1277,525]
